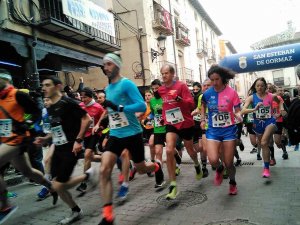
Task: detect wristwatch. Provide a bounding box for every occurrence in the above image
[75,138,83,143]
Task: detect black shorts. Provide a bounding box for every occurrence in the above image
[143,127,153,141]
[246,123,255,135]
[104,133,145,163]
[193,127,203,144]
[51,143,78,183]
[84,135,99,151]
[275,122,283,135]
[166,125,194,141]
[154,133,166,146]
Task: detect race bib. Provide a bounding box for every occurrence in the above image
[256,106,271,119]
[166,107,184,124]
[43,122,51,134]
[193,114,201,122]
[0,119,12,137]
[109,112,129,129]
[89,117,95,128]
[154,114,163,127]
[51,125,68,145]
[248,112,254,123]
[212,112,232,127]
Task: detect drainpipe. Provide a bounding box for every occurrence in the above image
[168,0,178,77]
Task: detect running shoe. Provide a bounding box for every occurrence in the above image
[282,152,289,159]
[257,154,262,160]
[250,148,257,154]
[99,217,114,225]
[155,161,164,186]
[214,170,224,186]
[37,187,50,200]
[155,180,166,188]
[0,206,18,224]
[270,158,276,166]
[239,142,245,151]
[262,168,271,178]
[175,166,181,176]
[234,159,242,167]
[59,210,83,224]
[229,184,238,195]
[202,167,209,178]
[166,185,178,200]
[147,171,154,177]
[76,182,87,192]
[117,185,129,201]
[129,166,137,181]
[294,144,299,151]
[85,167,97,191]
[195,165,203,180]
[7,192,17,199]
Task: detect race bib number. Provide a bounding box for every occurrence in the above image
[212,112,232,127]
[193,114,201,122]
[43,122,51,134]
[51,125,68,146]
[0,119,12,137]
[166,107,184,124]
[256,106,271,119]
[89,117,95,128]
[248,112,254,122]
[109,112,129,129]
[154,114,163,127]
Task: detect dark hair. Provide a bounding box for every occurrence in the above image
[267,83,276,94]
[207,65,235,84]
[248,77,267,95]
[151,79,162,86]
[161,64,175,75]
[192,82,201,88]
[42,76,62,86]
[81,87,94,98]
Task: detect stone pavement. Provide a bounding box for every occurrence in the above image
[4,135,300,225]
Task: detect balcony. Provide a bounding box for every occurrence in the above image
[196,40,208,58]
[178,67,194,85]
[175,22,190,47]
[207,49,217,64]
[38,0,121,52]
[152,2,173,36]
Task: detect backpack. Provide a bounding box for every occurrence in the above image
[285,97,300,145]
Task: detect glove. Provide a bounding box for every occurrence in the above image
[103,100,118,111]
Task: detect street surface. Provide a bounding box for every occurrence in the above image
[5,134,300,225]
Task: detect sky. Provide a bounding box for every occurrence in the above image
[199,0,300,53]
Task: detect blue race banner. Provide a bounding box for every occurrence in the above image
[219,43,300,73]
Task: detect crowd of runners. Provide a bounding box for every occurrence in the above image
[0,52,299,225]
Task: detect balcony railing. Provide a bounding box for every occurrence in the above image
[207,49,217,64]
[178,67,194,85]
[175,22,190,47]
[38,0,121,52]
[152,2,173,35]
[196,40,208,57]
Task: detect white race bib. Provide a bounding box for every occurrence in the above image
[193,114,201,122]
[51,125,68,146]
[154,114,163,127]
[0,119,12,137]
[166,107,184,124]
[89,117,95,128]
[109,112,129,129]
[256,106,271,119]
[212,112,232,127]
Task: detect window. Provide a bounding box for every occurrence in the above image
[272,70,284,86]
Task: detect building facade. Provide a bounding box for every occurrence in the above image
[0,0,120,90]
[112,0,222,87]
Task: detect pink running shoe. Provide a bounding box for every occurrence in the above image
[214,170,223,186]
[229,184,238,195]
[262,168,270,178]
